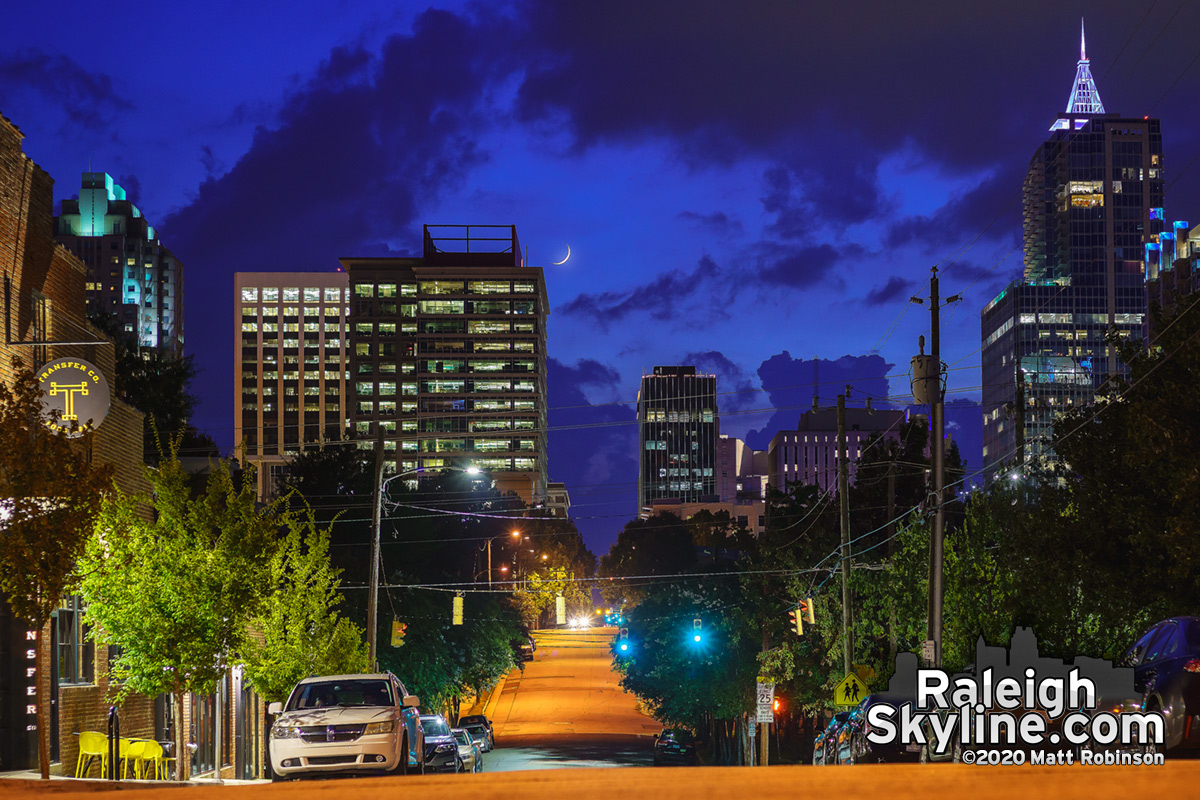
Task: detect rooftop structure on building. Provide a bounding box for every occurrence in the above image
[342,225,549,504]
[637,366,719,511]
[1145,220,1198,342]
[980,23,1163,478]
[56,173,184,356]
[234,272,350,499]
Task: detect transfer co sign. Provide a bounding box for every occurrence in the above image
[36,358,110,436]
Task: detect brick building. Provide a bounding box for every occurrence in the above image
[0,113,259,780]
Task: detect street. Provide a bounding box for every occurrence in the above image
[485,626,657,770]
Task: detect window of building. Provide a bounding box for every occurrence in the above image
[468,280,511,294]
[419,281,464,295]
[378,283,397,298]
[56,596,94,685]
[240,288,259,302]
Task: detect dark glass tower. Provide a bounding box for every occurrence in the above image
[981,24,1164,476]
[637,366,719,511]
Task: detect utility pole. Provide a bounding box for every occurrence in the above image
[837,391,852,677]
[367,428,385,666]
[927,267,945,669]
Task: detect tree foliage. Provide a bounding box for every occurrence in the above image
[239,508,369,703]
[0,365,111,778]
[78,454,276,779]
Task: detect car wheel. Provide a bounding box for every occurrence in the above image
[387,736,408,776]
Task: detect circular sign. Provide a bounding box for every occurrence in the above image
[36,358,111,437]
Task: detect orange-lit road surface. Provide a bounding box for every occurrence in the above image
[492,626,659,738]
[3,761,1199,799]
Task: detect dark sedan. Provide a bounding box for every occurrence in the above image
[813,712,849,765]
[1124,616,1200,753]
[836,694,923,764]
[420,714,461,772]
[653,729,698,766]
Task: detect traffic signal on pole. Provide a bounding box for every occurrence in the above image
[693,617,702,643]
[452,594,464,626]
[618,627,630,653]
[802,597,815,625]
[788,609,803,636]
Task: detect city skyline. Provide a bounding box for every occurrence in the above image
[4,2,1199,552]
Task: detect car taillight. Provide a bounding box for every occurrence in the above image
[1184,658,1200,673]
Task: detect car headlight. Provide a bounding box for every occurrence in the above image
[271,724,299,740]
[436,743,456,752]
[364,720,395,735]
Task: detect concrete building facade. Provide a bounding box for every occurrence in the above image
[768,408,906,494]
[234,272,350,498]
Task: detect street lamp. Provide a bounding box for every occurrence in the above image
[366,444,485,666]
[481,531,521,589]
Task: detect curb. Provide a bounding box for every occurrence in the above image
[483,672,510,720]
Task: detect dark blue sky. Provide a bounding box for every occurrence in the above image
[4,1,1198,554]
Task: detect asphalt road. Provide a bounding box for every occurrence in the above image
[484,625,659,770]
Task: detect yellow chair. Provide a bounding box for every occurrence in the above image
[75,731,108,778]
[137,740,171,780]
[122,740,147,779]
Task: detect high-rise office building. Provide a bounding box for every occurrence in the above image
[342,225,549,504]
[980,24,1164,476]
[637,366,718,511]
[56,173,184,355]
[234,272,350,498]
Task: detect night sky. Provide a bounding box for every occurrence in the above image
[4,1,1199,555]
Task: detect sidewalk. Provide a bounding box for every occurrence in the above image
[0,769,265,789]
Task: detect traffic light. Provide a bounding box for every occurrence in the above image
[692,617,702,643]
[452,594,464,626]
[788,609,803,636]
[773,697,782,713]
[618,627,630,653]
[802,597,816,625]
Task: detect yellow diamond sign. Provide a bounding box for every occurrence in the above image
[834,672,867,707]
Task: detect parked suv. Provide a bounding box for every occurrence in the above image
[420,714,461,772]
[268,673,425,780]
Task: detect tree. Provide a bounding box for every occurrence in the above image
[599,513,699,606]
[78,453,276,780]
[0,366,111,779]
[239,508,369,703]
[88,311,201,459]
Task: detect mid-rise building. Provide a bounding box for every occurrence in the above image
[55,173,184,355]
[342,225,549,504]
[234,272,350,498]
[980,24,1163,476]
[768,408,906,493]
[637,366,718,511]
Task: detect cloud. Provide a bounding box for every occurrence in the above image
[546,358,639,552]
[559,254,726,328]
[0,50,133,130]
[164,8,515,438]
[678,209,743,237]
[865,276,916,306]
[682,350,759,412]
[743,351,895,450]
[755,242,856,290]
[884,163,1024,252]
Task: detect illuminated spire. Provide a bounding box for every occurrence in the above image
[1065,18,1105,114]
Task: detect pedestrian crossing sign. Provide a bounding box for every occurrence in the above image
[834,672,867,707]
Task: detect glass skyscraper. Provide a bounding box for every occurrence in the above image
[981,25,1164,476]
[637,366,719,511]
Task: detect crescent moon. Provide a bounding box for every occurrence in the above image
[553,245,571,265]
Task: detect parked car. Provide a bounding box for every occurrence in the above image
[1123,616,1200,753]
[459,718,494,752]
[513,634,536,663]
[836,694,922,764]
[267,673,424,780]
[421,714,462,772]
[452,728,483,773]
[653,728,698,766]
[813,712,850,765]
[917,707,963,763]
